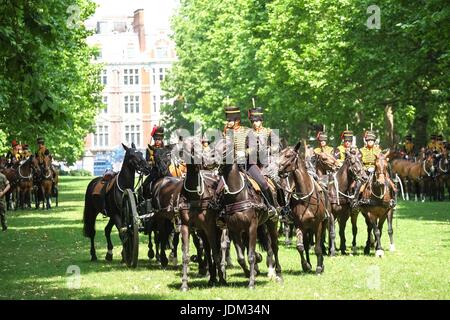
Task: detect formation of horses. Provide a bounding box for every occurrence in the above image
[83,139,449,290]
[0,154,59,210]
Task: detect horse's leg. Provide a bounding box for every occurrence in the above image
[328,212,336,256]
[193,231,207,276]
[338,212,349,255]
[374,214,386,257]
[266,219,282,282]
[155,230,161,262]
[305,231,312,268]
[283,220,291,246]
[219,228,229,284]
[296,227,311,272]
[351,211,359,254]
[387,208,395,252]
[170,230,180,265]
[363,213,373,255]
[147,221,155,260]
[248,217,258,289]
[41,185,46,210]
[180,222,190,291]
[158,220,169,268]
[200,227,217,286]
[105,218,114,261]
[315,221,325,274]
[232,231,250,277]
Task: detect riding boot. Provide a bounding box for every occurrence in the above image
[262,188,278,219]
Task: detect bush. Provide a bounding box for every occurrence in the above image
[69,169,92,176]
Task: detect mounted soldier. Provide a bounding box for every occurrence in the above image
[427,134,440,153]
[335,129,354,166]
[353,130,396,207]
[146,126,165,166]
[401,134,416,160]
[35,137,50,165]
[246,107,278,216]
[21,144,32,159]
[313,131,334,156]
[6,140,22,166]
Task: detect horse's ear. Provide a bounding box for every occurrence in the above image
[294,140,302,153]
[131,142,136,149]
[384,149,390,158]
[122,143,129,151]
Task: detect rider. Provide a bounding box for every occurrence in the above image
[35,137,56,193]
[335,129,354,166]
[436,134,445,154]
[401,134,416,160]
[21,144,32,159]
[246,107,278,217]
[146,126,165,166]
[6,140,22,166]
[313,131,334,156]
[427,134,439,153]
[353,130,396,207]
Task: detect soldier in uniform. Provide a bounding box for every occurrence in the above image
[246,107,277,216]
[146,126,165,166]
[0,171,11,231]
[21,144,32,159]
[35,137,50,165]
[401,134,415,160]
[335,130,354,165]
[353,130,396,207]
[313,131,334,156]
[6,140,22,166]
[427,134,439,153]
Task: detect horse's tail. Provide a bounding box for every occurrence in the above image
[257,224,270,252]
[83,178,101,238]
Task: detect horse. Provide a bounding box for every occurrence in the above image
[0,160,19,210]
[316,149,368,255]
[405,151,435,202]
[83,143,151,262]
[35,154,55,210]
[16,156,40,209]
[358,152,396,257]
[217,138,282,289]
[278,141,329,274]
[177,137,226,291]
[435,149,448,201]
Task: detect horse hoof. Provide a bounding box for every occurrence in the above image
[275,276,283,284]
[105,252,113,261]
[180,285,189,292]
[376,250,384,258]
[316,266,324,275]
[91,255,98,262]
[148,250,154,260]
[390,244,396,252]
[267,267,276,280]
[208,279,217,287]
[219,279,228,287]
[302,263,312,272]
[248,284,255,290]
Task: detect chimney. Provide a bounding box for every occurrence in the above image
[133,9,146,52]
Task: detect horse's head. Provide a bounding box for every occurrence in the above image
[152,144,174,177]
[30,155,41,176]
[344,148,368,182]
[374,151,390,186]
[316,152,339,173]
[122,143,152,175]
[278,141,301,178]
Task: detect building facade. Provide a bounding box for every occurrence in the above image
[82,9,176,173]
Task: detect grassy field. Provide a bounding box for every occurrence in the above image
[0,176,449,300]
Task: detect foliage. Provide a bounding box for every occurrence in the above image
[164,0,450,146]
[0,0,103,163]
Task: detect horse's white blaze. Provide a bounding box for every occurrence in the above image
[390,244,396,252]
[268,267,276,279]
[376,249,384,257]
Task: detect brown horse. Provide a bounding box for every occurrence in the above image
[16,156,40,209]
[177,137,226,290]
[35,154,54,210]
[0,159,19,210]
[390,159,414,200]
[317,149,368,255]
[359,152,396,257]
[278,141,329,273]
[436,149,449,201]
[405,151,435,202]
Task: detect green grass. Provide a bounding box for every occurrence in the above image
[0,176,449,300]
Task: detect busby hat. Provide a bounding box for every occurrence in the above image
[430,134,437,140]
[341,130,353,141]
[248,108,264,122]
[437,134,443,141]
[365,130,376,141]
[11,140,19,147]
[405,134,413,141]
[225,106,241,121]
[152,126,164,140]
[37,137,44,144]
[317,131,328,142]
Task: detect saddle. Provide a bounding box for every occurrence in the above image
[92,172,118,197]
[246,174,277,194]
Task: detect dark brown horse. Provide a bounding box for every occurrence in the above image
[278,142,329,274]
[83,143,151,262]
[218,139,282,289]
[359,152,396,257]
[35,154,54,210]
[405,151,435,202]
[317,149,368,255]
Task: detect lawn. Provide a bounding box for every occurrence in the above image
[0,176,449,300]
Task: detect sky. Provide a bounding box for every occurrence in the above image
[88,0,179,29]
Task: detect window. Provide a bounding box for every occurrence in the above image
[94,125,109,147]
[124,95,140,113]
[152,68,156,85]
[123,68,139,85]
[159,68,164,81]
[102,96,108,114]
[159,95,170,112]
[100,69,107,85]
[125,124,141,146]
[156,47,168,58]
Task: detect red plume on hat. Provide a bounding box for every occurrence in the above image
[150,125,158,138]
[11,140,18,147]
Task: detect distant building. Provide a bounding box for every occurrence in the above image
[82,9,176,174]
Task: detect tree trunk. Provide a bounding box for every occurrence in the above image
[384,104,394,148]
[412,104,428,149]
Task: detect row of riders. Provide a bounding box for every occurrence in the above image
[83,105,449,290]
[0,138,58,229]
